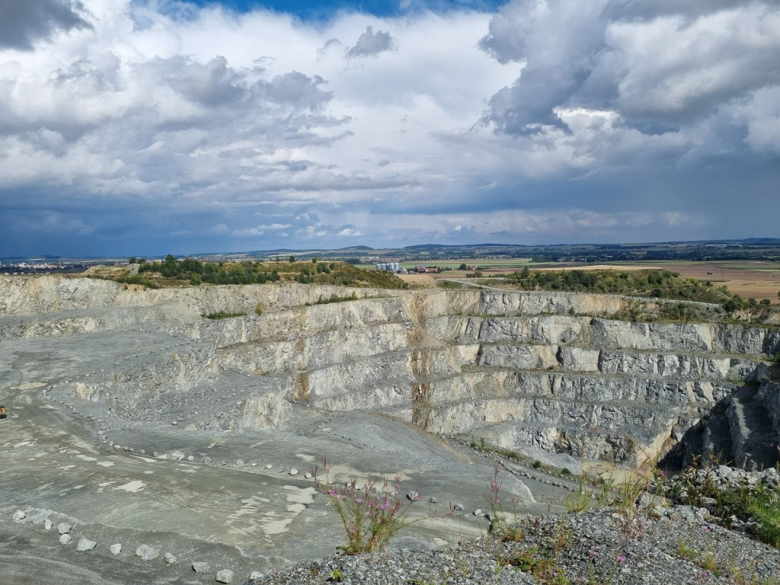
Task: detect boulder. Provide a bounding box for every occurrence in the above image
[57,522,72,534]
[110,544,122,554]
[216,569,234,583]
[77,538,97,551]
[164,552,177,565]
[44,519,53,531]
[12,510,26,522]
[192,562,210,573]
[135,544,160,561]
[59,534,72,545]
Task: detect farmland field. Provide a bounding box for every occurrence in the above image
[378,258,780,302]
[356,258,534,271]
[534,261,780,302]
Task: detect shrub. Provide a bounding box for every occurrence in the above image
[255,303,263,316]
[190,274,201,286]
[311,458,452,554]
[532,460,542,469]
[202,311,247,320]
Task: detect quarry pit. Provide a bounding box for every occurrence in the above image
[1,275,779,584]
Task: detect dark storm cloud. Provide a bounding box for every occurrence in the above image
[480,0,780,134]
[346,26,396,58]
[0,0,91,50]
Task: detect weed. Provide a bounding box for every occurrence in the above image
[311,458,453,555]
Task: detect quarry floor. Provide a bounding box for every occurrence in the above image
[0,330,572,584]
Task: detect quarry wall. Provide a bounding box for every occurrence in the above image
[2,275,778,471]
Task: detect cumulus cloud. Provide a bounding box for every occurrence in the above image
[346,26,397,58]
[0,0,92,50]
[0,0,777,256]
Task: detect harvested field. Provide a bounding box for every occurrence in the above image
[398,274,437,287]
[533,261,780,302]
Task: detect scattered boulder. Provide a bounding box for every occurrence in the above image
[429,497,438,504]
[187,455,194,462]
[110,544,122,554]
[265,464,273,470]
[304,472,312,479]
[59,534,72,545]
[216,569,234,583]
[164,552,177,565]
[453,504,464,511]
[473,509,483,516]
[44,519,52,531]
[135,544,160,561]
[250,571,264,580]
[58,522,72,534]
[289,468,298,476]
[192,562,210,573]
[77,538,97,551]
[12,510,26,522]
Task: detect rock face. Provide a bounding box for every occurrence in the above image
[2,275,778,470]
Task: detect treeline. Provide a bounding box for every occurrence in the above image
[133,255,406,289]
[139,255,281,285]
[505,268,731,304]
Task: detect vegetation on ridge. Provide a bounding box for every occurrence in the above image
[504,268,730,303]
[109,255,407,289]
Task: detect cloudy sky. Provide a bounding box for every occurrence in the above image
[0,0,778,257]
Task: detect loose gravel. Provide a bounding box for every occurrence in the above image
[245,506,780,584]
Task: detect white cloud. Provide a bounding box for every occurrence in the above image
[0,0,778,255]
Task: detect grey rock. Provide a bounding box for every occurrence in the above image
[164,552,177,565]
[44,519,52,530]
[12,510,25,522]
[289,468,298,476]
[192,562,210,573]
[216,569,234,583]
[59,534,72,545]
[135,544,160,561]
[77,538,97,551]
[57,522,72,534]
[236,459,244,466]
[110,543,122,554]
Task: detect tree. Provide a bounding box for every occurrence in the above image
[289,255,296,263]
[129,257,137,264]
[312,257,319,263]
[459,263,467,270]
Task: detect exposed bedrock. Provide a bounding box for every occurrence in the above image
[3,275,779,470]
